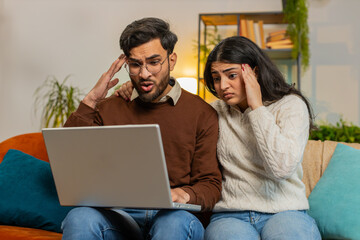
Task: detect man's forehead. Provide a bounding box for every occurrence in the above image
[128,54,162,62]
[128,39,166,60]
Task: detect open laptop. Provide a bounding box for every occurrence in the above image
[42,124,201,212]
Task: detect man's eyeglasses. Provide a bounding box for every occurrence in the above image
[125,55,169,76]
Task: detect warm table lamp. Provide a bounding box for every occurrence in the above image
[176,77,197,94]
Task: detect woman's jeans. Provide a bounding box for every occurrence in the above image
[205,210,321,240]
[61,207,204,240]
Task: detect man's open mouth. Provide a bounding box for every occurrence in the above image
[140,81,154,92]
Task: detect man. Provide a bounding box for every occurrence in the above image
[61,17,222,240]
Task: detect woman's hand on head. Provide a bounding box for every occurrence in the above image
[115,81,134,101]
[242,64,263,110]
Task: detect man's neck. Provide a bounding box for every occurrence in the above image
[152,84,173,103]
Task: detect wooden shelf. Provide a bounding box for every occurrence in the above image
[201,14,238,26]
[197,12,301,100]
[200,12,285,26]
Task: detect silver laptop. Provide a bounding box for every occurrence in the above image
[42,124,201,211]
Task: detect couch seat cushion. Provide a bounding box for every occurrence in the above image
[0,226,61,240]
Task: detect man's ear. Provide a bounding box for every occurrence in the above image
[169,52,177,71]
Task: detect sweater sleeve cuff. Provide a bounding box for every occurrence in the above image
[64,101,99,127]
[248,106,269,123]
[75,101,98,117]
[180,186,197,205]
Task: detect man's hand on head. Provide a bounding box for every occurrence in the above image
[83,54,126,109]
[171,188,190,204]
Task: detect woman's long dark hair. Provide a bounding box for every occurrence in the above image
[204,36,314,130]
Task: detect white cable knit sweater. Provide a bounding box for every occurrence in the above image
[211,95,310,213]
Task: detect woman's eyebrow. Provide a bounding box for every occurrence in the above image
[222,67,239,73]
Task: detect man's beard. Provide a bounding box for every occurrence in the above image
[131,69,170,103]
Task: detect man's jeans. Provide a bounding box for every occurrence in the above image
[204,210,321,240]
[61,207,204,240]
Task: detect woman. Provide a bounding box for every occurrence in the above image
[116,36,321,240]
[201,36,320,240]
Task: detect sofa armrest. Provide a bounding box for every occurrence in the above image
[0,133,49,163]
[302,140,324,197]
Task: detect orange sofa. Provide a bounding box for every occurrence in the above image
[0,133,62,240]
[1,132,359,239]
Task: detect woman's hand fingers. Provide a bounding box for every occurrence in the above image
[124,81,133,98]
[242,64,263,110]
[115,81,133,100]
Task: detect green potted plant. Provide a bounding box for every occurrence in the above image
[34,75,83,128]
[283,0,310,71]
[310,119,360,143]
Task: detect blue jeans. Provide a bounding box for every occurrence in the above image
[204,210,321,240]
[61,207,204,240]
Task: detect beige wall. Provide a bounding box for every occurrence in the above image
[0,0,359,142]
[303,0,359,126]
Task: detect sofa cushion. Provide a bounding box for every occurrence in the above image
[0,149,73,233]
[322,140,360,174]
[0,225,61,240]
[308,143,360,239]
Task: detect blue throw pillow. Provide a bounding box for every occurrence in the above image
[0,149,74,232]
[308,143,360,239]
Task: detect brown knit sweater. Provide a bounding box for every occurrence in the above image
[64,90,221,211]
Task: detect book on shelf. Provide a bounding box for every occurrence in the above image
[267,33,289,43]
[258,20,266,49]
[239,15,247,38]
[253,22,261,48]
[246,19,256,43]
[268,44,293,50]
[266,38,292,47]
[246,19,266,49]
[265,27,292,49]
[266,28,289,42]
[268,29,287,37]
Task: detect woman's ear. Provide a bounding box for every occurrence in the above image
[253,66,259,78]
[169,53,177,71]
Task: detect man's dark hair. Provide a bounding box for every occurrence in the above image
[120,17,178,56]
